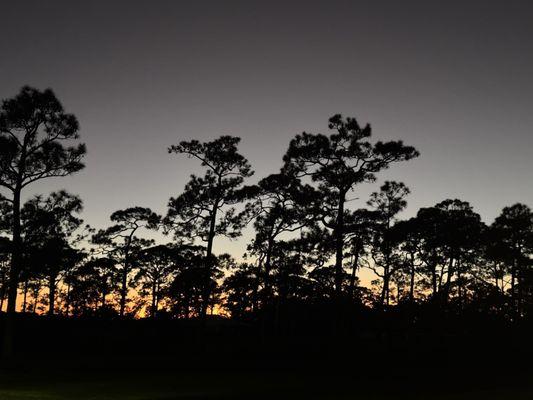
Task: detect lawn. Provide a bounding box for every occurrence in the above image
[0,370,531,400]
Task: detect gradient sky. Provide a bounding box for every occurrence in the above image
[1,1,532,261]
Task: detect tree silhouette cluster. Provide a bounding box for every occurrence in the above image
[1,86,532,330]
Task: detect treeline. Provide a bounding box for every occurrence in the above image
[0,86,532,323]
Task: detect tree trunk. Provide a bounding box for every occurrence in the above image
[443,256,454,304]
[48,273,56,316]
[3,186,22,357]
[333,191,346,297]
[7,187,22,313]
[348,241,362,299]
[65,282,71,317]
[22,279,29,313]
[409,252,416,302]
[457,268,462,308]
[380,267,390,306]
[263,236,274,305]
[101,286,107,308]
[201,202,219,319]
[120,266,127,316]
[151,281,157,318]
[431,262,438,298]
[32,286,39,313]
[511,259,517,316]
[120,244,131,317]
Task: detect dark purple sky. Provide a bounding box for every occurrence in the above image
[1,1,532,257]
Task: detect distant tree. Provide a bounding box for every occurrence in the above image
[434,199,484,305]
[344,209,376,301]
[273,238,311,305]
[21,191,86,315]
[92,207,159,317]
[245,172,316,306]
[134,244,179,318]
[389,217,423,303]
[414,200,483,305]
[223,262,260,318]
[483,224,514,309]
[166,136,253,318]
[69,256,118,314]
[367,181,410,306]
[166,247,222,318]
[490,204,533,315]
[283,115,419,298]
[0,86,86,316]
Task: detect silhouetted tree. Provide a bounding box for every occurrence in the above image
[0,237,10,311]
[490,204,533,316]
[246,172,316,306]
[21,191,86,315]
[69,256,118,315]
[166,248,224,318]
[344,209,376,301]
[92,207,159,316]
[413,200,483,305]
[134,244,178,318]
[283,114,419,298]
[367,181,410,306]
[166,136,253,318]
[223,262,260,318]
[0,86,86,317]
[389,217,422,303]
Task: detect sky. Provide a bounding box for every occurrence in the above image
[1,0,532,262]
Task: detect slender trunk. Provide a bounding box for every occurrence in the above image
[120,266,128,316]
[511,261,516,315]
[185,295,190,319]
[457,269,462,308]
[65,282,71,317]
[263,236,274,305]
[380,267,389,306]
[22,279,29,313]
[101,286,106,308]
[120,239,132,317]
[201,201,219,319]
[155,282,160,314]
[151,280,157,318]
[349,241,362,299]
[7,187,22,313]
[443,256,454,304]
[0,272,5,311]
[386,278,391,305]
[431,261,438,298]
[32,286,39,313]
[384,253,392,306]
[409,252,415,302]
[3,186,22,357]
[334,191,346,297]
[438,262,445,294]
[48,273,56,316]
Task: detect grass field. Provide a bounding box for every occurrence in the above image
[0,370,531,400]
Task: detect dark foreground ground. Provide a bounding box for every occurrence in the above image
[1,369,533,400]
[0,309,532,399]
